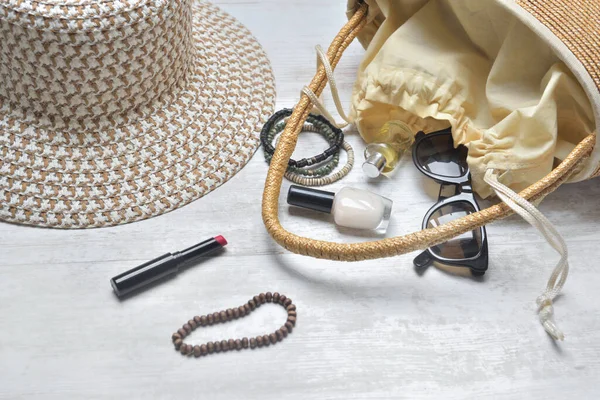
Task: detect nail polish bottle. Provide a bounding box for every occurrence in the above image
[287,185,393,233]
[362,120,414,178]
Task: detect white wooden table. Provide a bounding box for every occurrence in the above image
[2,1,600,399]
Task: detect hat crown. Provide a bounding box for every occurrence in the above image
[0,0,195,132]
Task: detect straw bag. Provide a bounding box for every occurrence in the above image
[262,1,598,340]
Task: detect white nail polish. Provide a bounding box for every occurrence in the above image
[287,185,393,233]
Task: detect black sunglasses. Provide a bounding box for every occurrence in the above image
[411,128,488,276]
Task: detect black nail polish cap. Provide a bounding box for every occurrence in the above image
[287,185,335,214]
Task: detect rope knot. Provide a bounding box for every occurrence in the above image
[536,294,553,309]
[536,294,564,341]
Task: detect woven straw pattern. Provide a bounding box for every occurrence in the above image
[261,2,596,261]
[516,0,600,91]
[515,0,600,178]
[0,0,276,228]
[0,0,193,133]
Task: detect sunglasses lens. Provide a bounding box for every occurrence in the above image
[426,201,482,259]
[416,134,468,178]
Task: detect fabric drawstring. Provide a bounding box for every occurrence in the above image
[484,170,568,341]
[301,45,352,129]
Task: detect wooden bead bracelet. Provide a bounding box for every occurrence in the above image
[171,292,297,358]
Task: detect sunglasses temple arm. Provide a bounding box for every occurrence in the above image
[413,250,434,269]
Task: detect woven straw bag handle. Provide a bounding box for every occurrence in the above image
[261,2,596,262]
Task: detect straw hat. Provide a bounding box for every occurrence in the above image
[0,0,275,228]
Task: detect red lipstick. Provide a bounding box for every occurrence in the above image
[214,235,227,246]
[110,236,227,298]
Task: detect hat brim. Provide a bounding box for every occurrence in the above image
[0,1,275,228]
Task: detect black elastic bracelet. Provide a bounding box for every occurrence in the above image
[260,108,344,168]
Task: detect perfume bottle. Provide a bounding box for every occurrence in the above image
[362,120,415,178]
[287,185,393,233]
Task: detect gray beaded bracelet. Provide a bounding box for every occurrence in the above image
[265,117,354,186]
[266,122,340,177]
[284,140,354,186]
[262,108,343,169]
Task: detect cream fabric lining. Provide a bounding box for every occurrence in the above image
[347,0,596,198]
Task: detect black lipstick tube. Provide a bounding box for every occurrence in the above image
[110,235,227,297]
